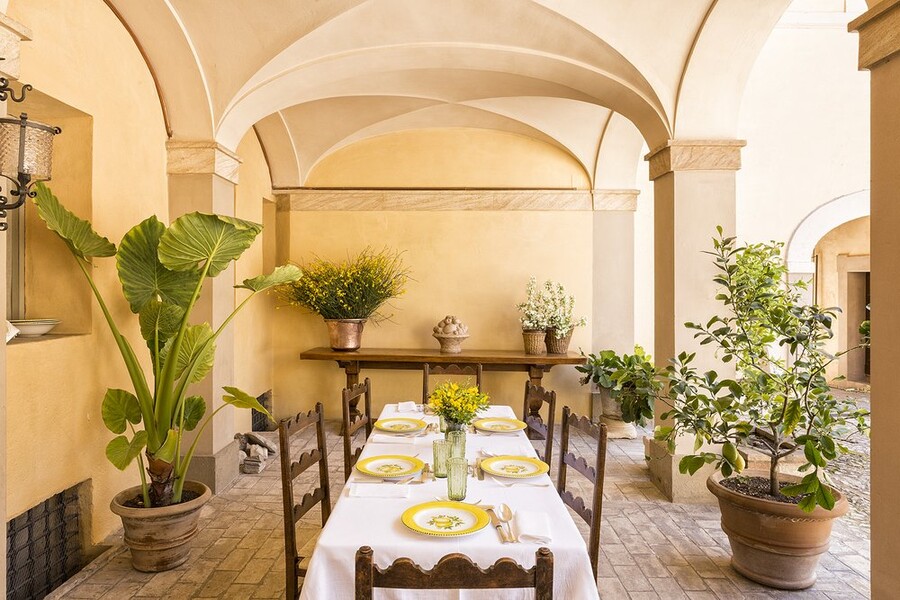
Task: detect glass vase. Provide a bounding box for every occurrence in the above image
[433,439,451,479]
[447,430,466,459]
[444,420,466,439]
[447,457,468,501]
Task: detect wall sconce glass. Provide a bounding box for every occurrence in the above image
[0,113,61,231]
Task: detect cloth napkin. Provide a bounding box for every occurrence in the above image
[396,401,420,413]
[513,510,552,544]
[348,483,410,499]
[369,433,417,445]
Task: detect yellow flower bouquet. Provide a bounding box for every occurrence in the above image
[428,382,490,425]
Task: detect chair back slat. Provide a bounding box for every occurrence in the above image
[279,403,331,599]
[289,448,322,480]
[522,382,556,465]
[562,451,597,482]
[343,378,373,481]
[423,363,483,402]
[355,546,553,599]
[556,405,607,580]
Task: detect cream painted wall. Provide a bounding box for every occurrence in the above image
[6,0,167,545]
[233,131,275,433]
[737,12,869,245]
[273,209,593,420]
[306,128,592,189]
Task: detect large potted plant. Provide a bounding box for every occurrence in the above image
[276,248,408,351]
[576,345,660,438]
[655,229,868,589]
[32,183,301,572]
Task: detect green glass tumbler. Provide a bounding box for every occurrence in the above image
[433,439,451,479]
[447,457,468,501]
[448,430,466,459]
[439,414,447,433]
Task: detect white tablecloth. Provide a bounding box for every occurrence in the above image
[298,404,600,599]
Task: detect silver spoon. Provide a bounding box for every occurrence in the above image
[498,503,516,542]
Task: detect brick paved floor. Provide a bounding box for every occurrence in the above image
[49,410,870,600]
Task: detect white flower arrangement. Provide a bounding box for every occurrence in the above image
[516,277,586,336]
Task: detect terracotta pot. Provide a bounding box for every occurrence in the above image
[707,471,848,590]
[545,328,573,354]
[110,481,211,572]
[324,318,366,351]
[522,329,546,355]
[433,333,469,354]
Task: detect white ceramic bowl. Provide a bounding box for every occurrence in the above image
[10,319,60,337]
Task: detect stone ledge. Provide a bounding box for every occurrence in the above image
[645,140,746,181]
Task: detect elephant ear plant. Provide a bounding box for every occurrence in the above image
[33,183,301,508]
[656,228,869,511]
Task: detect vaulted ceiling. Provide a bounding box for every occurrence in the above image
[105,0,796,188]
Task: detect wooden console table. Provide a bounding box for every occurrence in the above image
[299,347,586,419]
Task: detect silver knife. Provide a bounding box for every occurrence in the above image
[487,508,509,543]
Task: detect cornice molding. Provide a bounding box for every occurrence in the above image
[167,141,241,184]
[645,140,746,181]
[849,0,900,69]
[275,189,597,211]
[0,14,31,80]
[592,189,639,211]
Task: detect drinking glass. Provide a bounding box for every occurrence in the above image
[433,439,451,478]
[447,457,468,501]
[448,430,466,459]
[439,414,447,433]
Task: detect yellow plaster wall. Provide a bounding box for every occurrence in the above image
[306,128,591,189]
[6,0,167,543]
[272,208,593,420]
[233,131,275,432]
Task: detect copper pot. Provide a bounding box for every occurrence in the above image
[324,318,367,351]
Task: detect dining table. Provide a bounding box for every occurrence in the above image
[297,403,601,599]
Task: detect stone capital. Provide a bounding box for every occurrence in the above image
[166,141,241,184]
[0,14,31,80]
[645,140,746,181]
[849,0,900,69]
[592,189,639,211]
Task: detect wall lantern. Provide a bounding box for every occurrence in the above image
[0,73,61,231]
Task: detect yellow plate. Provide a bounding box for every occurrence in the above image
[481,455,549,479]
[473,417,527,432]
[401,501,490,537]
[374,417,428,433]
[356,455,425,479]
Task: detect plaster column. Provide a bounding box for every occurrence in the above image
[0,14,32,598]
[644,140,745,502]
[166,141,242,493]
[850,6,900,596]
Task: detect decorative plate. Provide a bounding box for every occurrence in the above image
[481,455,549,479]
[473,417,527,433]
[356,455,425,479]
[401,501,490,537]
[374,417,428,433]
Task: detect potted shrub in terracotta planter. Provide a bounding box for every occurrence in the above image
[276,248,409,351]
[32,184,301,571]
[654,229,868,590]
[576,345,660,438]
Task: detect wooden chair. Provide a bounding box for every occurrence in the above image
[278,403,332,599]
[342,377,373,481]
[354,546,553,599]
[556,406,608,579]
[422,362,483,402]
[522,381,556,464]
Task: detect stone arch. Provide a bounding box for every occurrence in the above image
[786,190,870,274]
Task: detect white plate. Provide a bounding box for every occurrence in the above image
[373,417,427,433]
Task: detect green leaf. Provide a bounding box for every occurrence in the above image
[105,430,148,470]
[154,429,178,463]
[117,216,200,312]
[158,212,261,277]
[160,324,216,384]
[138,300,184,344]
[816,485,836,510]
[101,389,142,434]
[32,182,116,260]
[798,493,818,512]
[236,264,302,292]
[783,399,803,435]
[780,483,807,497]
[222,386,271,419]
[182,396,206,431]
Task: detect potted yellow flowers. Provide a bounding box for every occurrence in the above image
[427,382,490,433]
[276,248,409,351]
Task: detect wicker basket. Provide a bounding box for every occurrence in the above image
[522,330,547,355]
[546,328,573,354]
